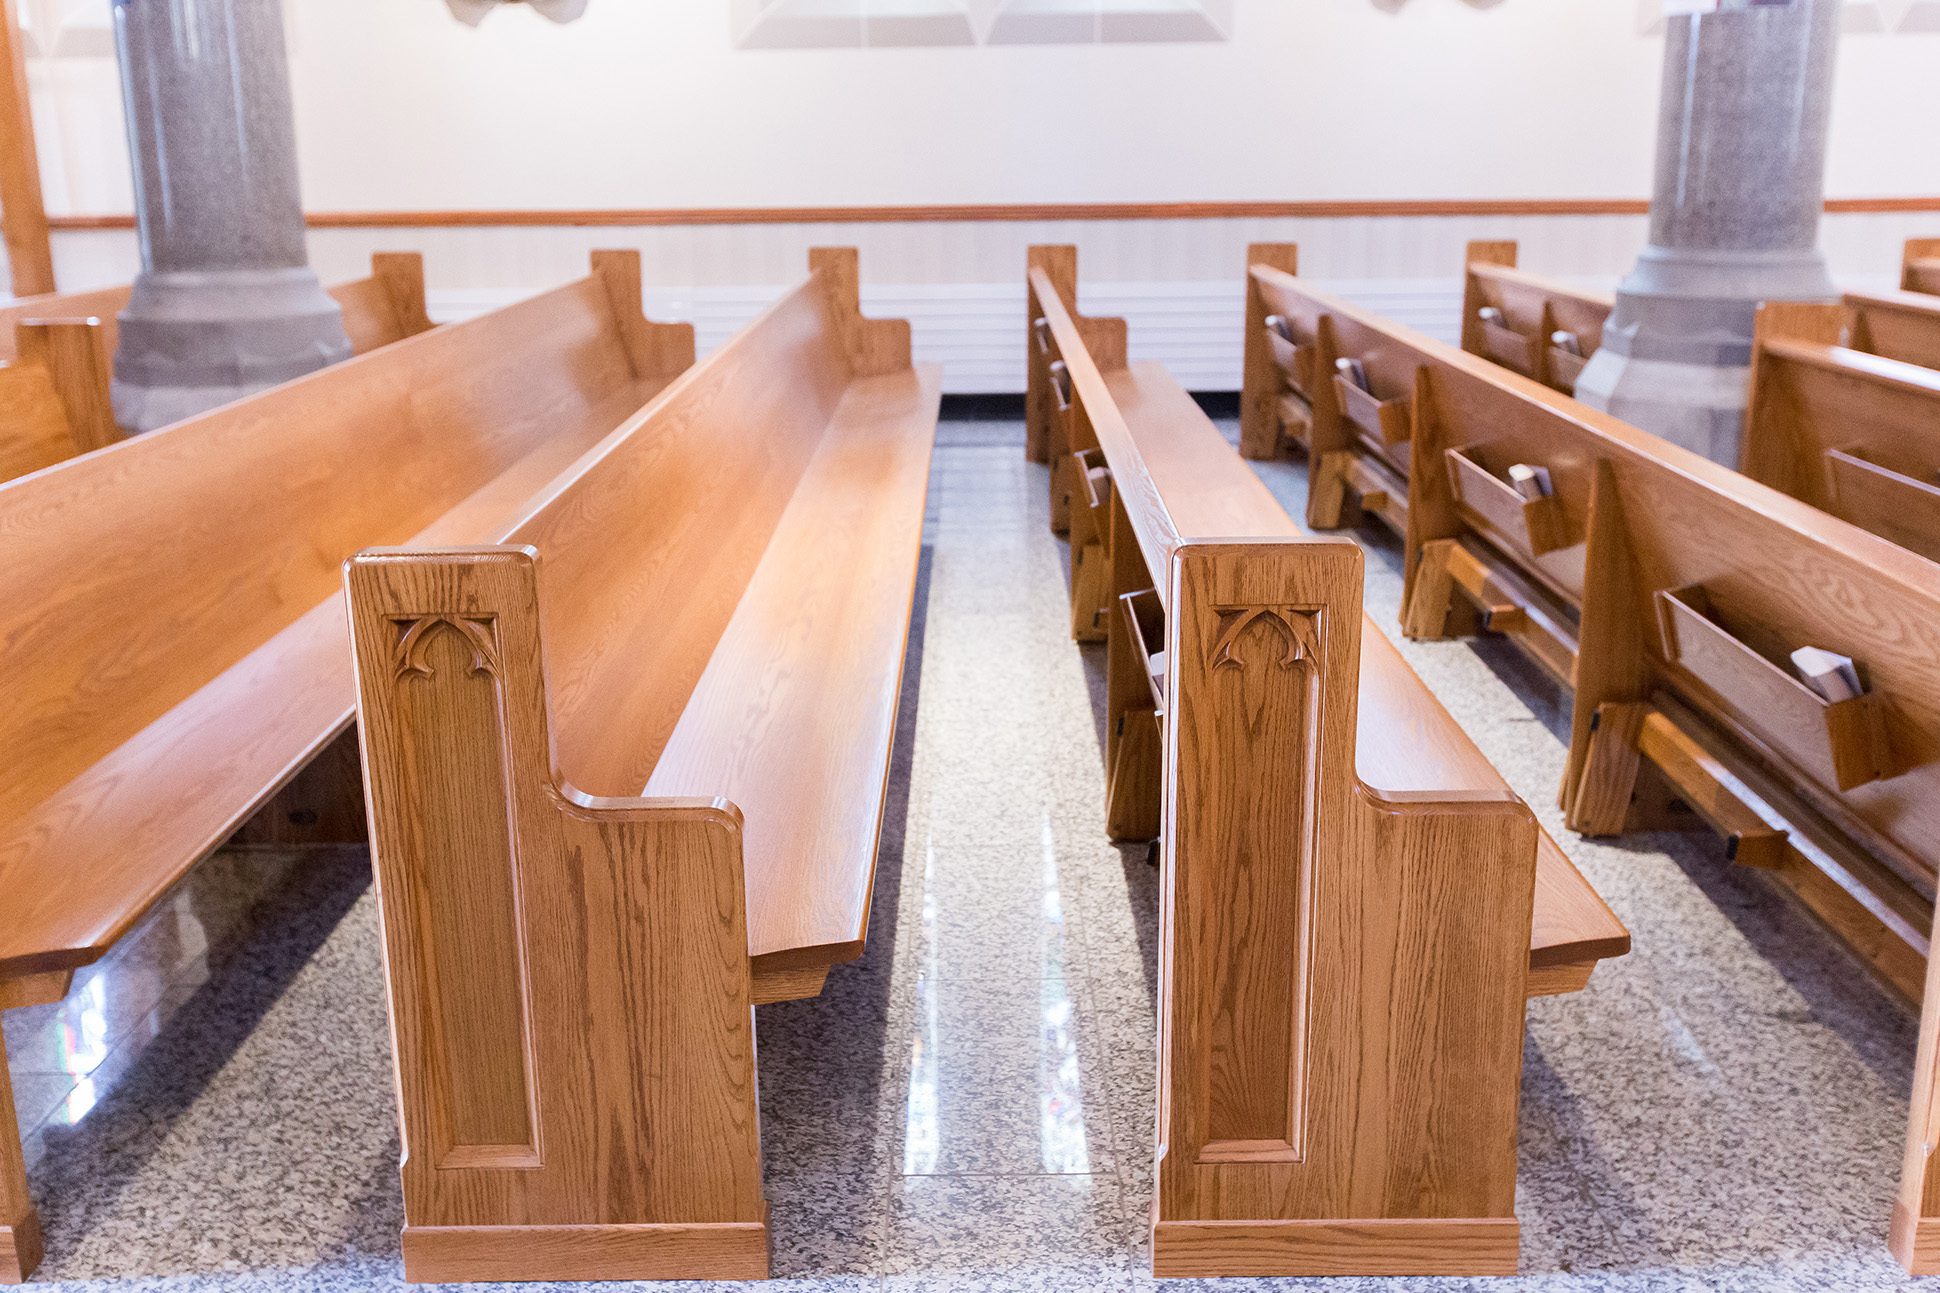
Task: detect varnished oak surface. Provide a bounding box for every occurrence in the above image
[1745,306,1940,564]
[0,254,437,487]
[644,369,938,969]
[0,258,688,980]
[1244,250,1940,1276]
[1033,246,1624,1280]
[345,249,935,1283]
[1096,359,1625,970]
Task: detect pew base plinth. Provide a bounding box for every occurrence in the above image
[0,1209,43,1285]
[401,1220,771,1284]
[1891,1202,1940,1274]
[1150,1215,1520,1279]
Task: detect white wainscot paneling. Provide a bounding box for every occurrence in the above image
[31,210,1937,393]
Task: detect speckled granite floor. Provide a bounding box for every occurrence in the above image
[6,416,1930,1291]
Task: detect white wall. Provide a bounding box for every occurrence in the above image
[16,0,1940,391]
[25,0,1940,214]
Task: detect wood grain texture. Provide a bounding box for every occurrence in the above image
[0,0,49,297]
[0,253,440,487]
[1035,247,1624,1277]
[345,250,935,1281]
[1247,251,1940,949]
[1459,241,1612,395]
[1151,1217,1521,1278]
[1243,256,1940,1264]
[0,252,697,1282]
[349,552,766,1282]
[0,253,691,983]
[402,1222,770,1282]
[1239,243,1300,459]
[1744,303,1940,562]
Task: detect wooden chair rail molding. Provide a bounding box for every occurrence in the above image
[1456,241,1613,398]
[0,252,436,487]
[33,195,1940,231]
[1028,243,1626,1279]
[346,247,938,1284]
[1235,243,1940,1277]
[1903,237,1940,295]
[0,249,696,1286]
[1743,302,1940,564]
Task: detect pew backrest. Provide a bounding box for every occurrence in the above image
[0,252,438,486]
[0,250,693,978]
[1250,257,1940,903]
[1743,301,1940,563]
[1843,285,1940,372]
[1460,240,1613,395]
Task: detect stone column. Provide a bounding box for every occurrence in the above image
[1575,0,1841,465]
[109,0,349,433]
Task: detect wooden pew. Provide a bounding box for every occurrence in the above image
[1246,249,1940,1013]
[1031,245,1627,1278]
[0,252,434,485]
[1248,252,1940,1272]
[0,250,693,1285]
[1457,240,1612,397]
[1246,243,1445,541]
[1902,237,1940,296]
[1742,302,1940,563]
[343,248,936,1284]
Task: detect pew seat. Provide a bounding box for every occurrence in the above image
[345,248,938,1284]
[1105,361,1628,993]
[0,251,693,1286]
[643,366,938,993]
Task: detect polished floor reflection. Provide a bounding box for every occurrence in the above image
[5,414,1931,1291]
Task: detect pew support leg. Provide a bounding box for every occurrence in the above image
[0,1028,42,1285]
[1401,538,1459,639]
[1307,451,1354,530]
[1567,702,1649,836]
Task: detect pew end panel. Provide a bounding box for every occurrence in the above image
[346,548,769,1284]
[1026,246,1128,533]
[1240,242,1302,459]
[807,246,911,378]
[1153,537,1538,1278]
[1901,237,1940,296]
[587,249,699,382]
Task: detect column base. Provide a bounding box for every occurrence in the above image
[1573,349,1749,468]
[110,267,352,434]
[401,1220,770,1284]
[1150,1215,1520,1278]
[1890,1201,1940,1274]
[1,1208,43,1285]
